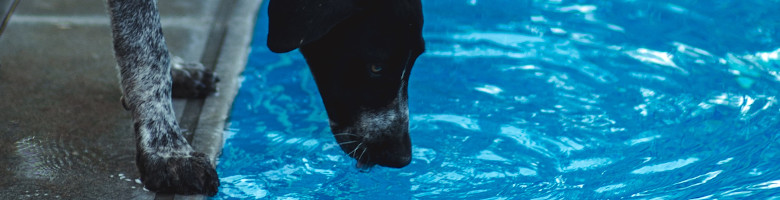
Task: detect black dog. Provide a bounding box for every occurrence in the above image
[268,0,425,168]
[107,0,423,196]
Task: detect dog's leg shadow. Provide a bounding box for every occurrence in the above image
[171,56,219,99]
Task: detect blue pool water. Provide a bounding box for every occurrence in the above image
[215,0,780,199]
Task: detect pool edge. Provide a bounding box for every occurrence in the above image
[172,0,262,199]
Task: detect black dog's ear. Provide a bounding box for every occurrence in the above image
[267,0,357,53]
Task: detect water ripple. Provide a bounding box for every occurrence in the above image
[631,158,700,174]
[412,114,481,131]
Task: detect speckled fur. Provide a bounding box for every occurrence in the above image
[107,0,218,196]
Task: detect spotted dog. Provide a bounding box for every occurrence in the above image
[107,0,424,196]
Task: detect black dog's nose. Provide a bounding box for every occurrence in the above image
[376,152,411,168]
[367,133,412,168]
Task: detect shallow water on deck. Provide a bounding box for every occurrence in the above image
[215,0,780,199]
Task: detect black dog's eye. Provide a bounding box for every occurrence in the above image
[368,64,384,78]
[370,65,383,73]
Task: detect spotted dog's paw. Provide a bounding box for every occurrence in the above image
[137,151,219,196]
[171,57,219,98]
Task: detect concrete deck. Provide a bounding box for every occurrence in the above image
[0,0,260,199]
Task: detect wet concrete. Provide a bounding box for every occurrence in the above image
[0,0,259,199]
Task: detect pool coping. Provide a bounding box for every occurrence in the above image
[168,0,261,199]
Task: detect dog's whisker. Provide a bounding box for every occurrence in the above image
[333,132,358,137]
[338,141,358,145]
[348,142,363,157]
[357,147,368,164]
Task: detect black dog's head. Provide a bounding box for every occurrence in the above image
[267,0,424,168]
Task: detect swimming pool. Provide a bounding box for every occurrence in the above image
[214,0,780,199]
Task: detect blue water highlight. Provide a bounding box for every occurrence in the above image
[215,0,780,199]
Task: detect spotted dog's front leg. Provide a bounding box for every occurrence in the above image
[107,0,218,196]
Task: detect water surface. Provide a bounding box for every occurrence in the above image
[216,0,780,199]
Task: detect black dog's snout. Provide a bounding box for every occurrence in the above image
[378,151,411,168]
[365,133,412,168]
